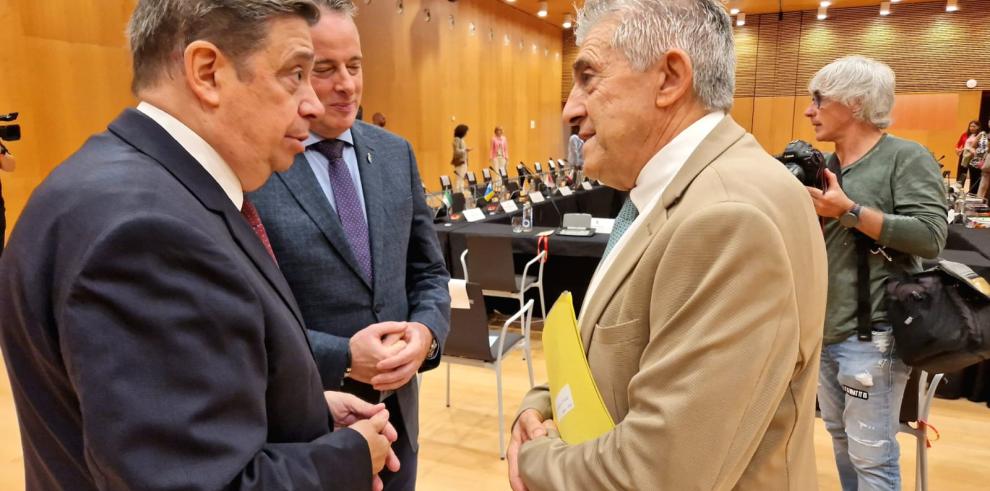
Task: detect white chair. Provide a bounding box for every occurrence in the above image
[899,370,945,491]
[443,280,535,459]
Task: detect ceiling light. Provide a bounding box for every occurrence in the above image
[562,13,573,29]
[817,6,827,20]
[891,0,901,2]
[880,0,890,15]
[820,1,831,6]
[537,0,548,17]
[736,12,745,26]
[729,7,740,15]
[946,0,959,12]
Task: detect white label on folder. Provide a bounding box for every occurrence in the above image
[555,384,576,421]
[500,200,519,213]
[559,187,573,196]
[529,191,546,203]
[581,181,593,191]
[463,208,486,222]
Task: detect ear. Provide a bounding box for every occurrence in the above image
[654,48,694,109]
[183,40,227,108]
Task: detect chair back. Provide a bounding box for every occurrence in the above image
[444,282,496,362]
[466,235,518,292]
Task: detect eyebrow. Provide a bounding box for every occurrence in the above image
[572,57,591,74]
[286,48,315,64]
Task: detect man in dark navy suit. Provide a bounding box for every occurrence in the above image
[251,1,450,489]
[0,1,398,490]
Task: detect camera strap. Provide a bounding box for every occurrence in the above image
[854,231,873,342]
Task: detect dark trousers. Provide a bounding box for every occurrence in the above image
[379,394,417,491]
[968,166,983,195]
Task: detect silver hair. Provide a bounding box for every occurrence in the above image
[311,0,357,17]
[127,0,321,93]
[574,0,735,112]
[808,56,896,129]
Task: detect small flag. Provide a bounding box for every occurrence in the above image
[483,182,495,201]
[442,189,453,208]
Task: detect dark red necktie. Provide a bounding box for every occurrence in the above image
[241,198,278,265]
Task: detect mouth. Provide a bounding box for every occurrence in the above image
[328,102,355,113]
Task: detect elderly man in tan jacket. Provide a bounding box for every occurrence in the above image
[506,1,828,490]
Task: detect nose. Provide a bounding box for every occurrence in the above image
[562,84,586,128]
[333,69,356,96]
[803,102,816,118]
[300,79,325,120]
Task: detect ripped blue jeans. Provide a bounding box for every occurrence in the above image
[819,325,912,491]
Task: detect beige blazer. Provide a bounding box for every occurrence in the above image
[517,116,828,490]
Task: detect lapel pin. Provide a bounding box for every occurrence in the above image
[366,153,373,164]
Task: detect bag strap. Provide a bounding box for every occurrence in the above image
[854,231,873,342]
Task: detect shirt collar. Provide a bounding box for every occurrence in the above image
[629,111,725,212]
[305,128,354,149]
[136,101,244,210]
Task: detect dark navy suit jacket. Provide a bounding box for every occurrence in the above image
[250,120,450,449]
[0,109,371,490]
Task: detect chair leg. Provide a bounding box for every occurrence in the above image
[497,361,506,460]
[518,294,528,361]
[525,337,535,388]
[537,284,547,321]
[445,362,451,408]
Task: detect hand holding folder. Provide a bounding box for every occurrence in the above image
[542,292,615,444]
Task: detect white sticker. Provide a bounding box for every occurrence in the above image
[500,200,519,213]
[529,191,546,203]
[581,181,594,191]
[559,187,573,196]
[463,208,486,222]
[555,384,575,421]
[590,218,614,234]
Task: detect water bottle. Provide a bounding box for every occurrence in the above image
[522,202,533,232]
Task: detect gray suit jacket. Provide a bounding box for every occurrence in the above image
[250,121,450,449]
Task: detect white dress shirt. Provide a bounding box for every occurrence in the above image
[136,102,243,210]
[581,111,725,315]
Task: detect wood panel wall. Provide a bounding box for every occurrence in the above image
[0,0,563,237]
[353,0,563,192]
[560,0,987,177]
[0,0,137,239]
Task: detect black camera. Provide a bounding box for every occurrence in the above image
[776,140,836,191]
[0,112,21,142]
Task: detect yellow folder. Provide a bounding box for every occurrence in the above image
[543,292,615,444]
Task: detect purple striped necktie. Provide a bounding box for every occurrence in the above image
[311,139,373,283]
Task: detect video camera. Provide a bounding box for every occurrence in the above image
[776,140,838,191]
[0,112,20,143]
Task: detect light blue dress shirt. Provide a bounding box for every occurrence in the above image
[303,129,368,222]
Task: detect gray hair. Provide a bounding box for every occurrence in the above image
[311,0,357,17]
[127,0,321,94]
[574,0,735,112]
[808,56,895,129]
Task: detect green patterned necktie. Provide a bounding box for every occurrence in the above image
[603,198,639,259]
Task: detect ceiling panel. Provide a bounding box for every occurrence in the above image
[501,0,950,27]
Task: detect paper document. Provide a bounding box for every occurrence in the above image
[543,292,615,444]
[448,279,470,309]
[590,218,615,235]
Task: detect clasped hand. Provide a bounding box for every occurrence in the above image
[507,409,558,491]
[324,391,400,491]
[348,321,433,391]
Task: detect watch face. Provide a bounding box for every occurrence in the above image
[840,212,858,228]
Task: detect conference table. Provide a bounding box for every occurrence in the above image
[935,225,990,407]
[434,184,623,313]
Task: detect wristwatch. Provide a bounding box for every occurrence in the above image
[427,337,439,360]
[839,203,862,228]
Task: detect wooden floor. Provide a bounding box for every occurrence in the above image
[2,340,989,490]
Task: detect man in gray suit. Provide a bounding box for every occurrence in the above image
[250,1,450,489]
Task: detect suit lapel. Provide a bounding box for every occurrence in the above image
[578,116,747,349]
[277,152,371,289]
[351,123,384,295]
[107,109,307,330]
